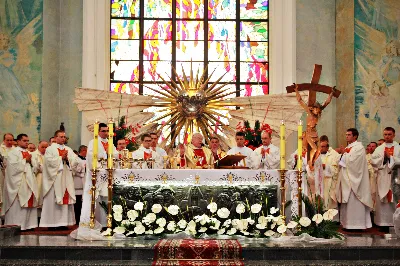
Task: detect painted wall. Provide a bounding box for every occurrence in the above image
[296,0,337,147]
[354,0,400,144]
[0,0,43,142]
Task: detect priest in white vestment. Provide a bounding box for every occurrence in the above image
[31,141,49,205]
[82,123,118,227]
[336,128,373,229]
[1,134,39,230]
[370,127,399,228]
[227,132,253,168]
[179,133,213,169]
[313,140,340,210]
[40,130,78,228]
[73,145,87,225]
[366,142,378,209]
[210,136,227,162]
[252,131,280,170]
[150,132,167,156]
[132,134,163,169]
[0,133,14,205]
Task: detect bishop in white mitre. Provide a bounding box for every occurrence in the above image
[132,134,163,169]
[227,132,253,168]
[252,131,280,170]
[370,127,399,227]
[31,141,49,205]
[336,128,373,229]
[1,134,39,230]
[40,130,78,228]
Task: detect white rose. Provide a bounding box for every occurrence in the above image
[101,228,112,236]
[154,227,164,234]
[207,202,218,213]
[152,204,163,214]
[209,218,221,230]
[167,205,180,215]
[112,205,123,214]
[134,202,144,211]
[299,217,312,227]
[177,219,187,229]
[156,217,167,227]
[199,214,210,225]
[113,226,126,234]
[246,217,255,225]
[167,221,176,231]
[312,214,323,225]
[258,216,267,225]
[323,209,338,221]
[217,228,226,235]
[222,219,232,228]
[287,221,298,229]
[270,207,279,214]
[114,212,122,222]
[236,204,246,214]
[217,208,230,219]
[264,230,275,237]
[277,224,287,234]
[121,220,130,226]
[232,219,240,228]
[145,230,153,235]
[256,223,266,230]
[237,219,249,231]
[127,210,138,221]
[143,213,157,224]
[199,227,207,233]
[187,220,196,230]
[134,225,145,235]
[227,228,237,235]
[251,204,262,214]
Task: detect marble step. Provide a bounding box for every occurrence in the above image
[0,225,20,240]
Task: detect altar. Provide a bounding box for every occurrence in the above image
[96,169,304,218]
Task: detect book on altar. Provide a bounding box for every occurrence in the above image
[214,154,248,169]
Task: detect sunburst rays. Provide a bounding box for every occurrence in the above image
[143,63,235,148]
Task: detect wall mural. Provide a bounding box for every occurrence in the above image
[0,0,42,142]
[355,0,400,144]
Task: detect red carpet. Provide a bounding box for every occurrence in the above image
[152,239,244,266]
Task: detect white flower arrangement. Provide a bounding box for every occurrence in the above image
[151,204,162,214]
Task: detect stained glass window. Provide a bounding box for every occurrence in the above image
[111,0,269,140]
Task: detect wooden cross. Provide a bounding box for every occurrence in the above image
[286,64,341,106]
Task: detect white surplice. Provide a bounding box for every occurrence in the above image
[40,144,78,227]
[252,144,280,170]
[31,150,45,205]
[336,141,373,229]
[1,147,38,230]
[227,146,254,168]
[287,149,307,170]
[132,145,163,169]
[370,141,399,226]
[0,143,14,204]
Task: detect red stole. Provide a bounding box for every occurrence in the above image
[57,148,70,204]
[21,151,30,159]
[261,147,270,158]
[144,151,152,160]
[21,151,35,207]
[101,141,108,151]
[193,148,207,166]
[344,147,352,153]
[385,146,394,156]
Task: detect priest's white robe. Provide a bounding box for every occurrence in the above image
[252,144,280,170]
[1,147,38,230]
[287,149,307,170]
[0,143,14,204]
[336,141,373,229]
[370,141,400,226]
[132,146,163,169]
[31,150,45,205]
[40,144,78,227]
[227,146,254,168]
[366,153,377,209]
[313,147,340,210]
[79,138,118,228]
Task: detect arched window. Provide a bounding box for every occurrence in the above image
[110,0,269,97]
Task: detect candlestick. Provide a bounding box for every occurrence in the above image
[107,119,114,169]
[297,120,303,170]
[92,120,99,170]
[280,120,286,170]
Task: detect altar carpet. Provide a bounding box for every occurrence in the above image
[152,239,244,266]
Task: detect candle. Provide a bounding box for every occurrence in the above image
[92,120,99,170]
[297,120,303,170]
[107,119,114,169]
[280,120,286,169]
